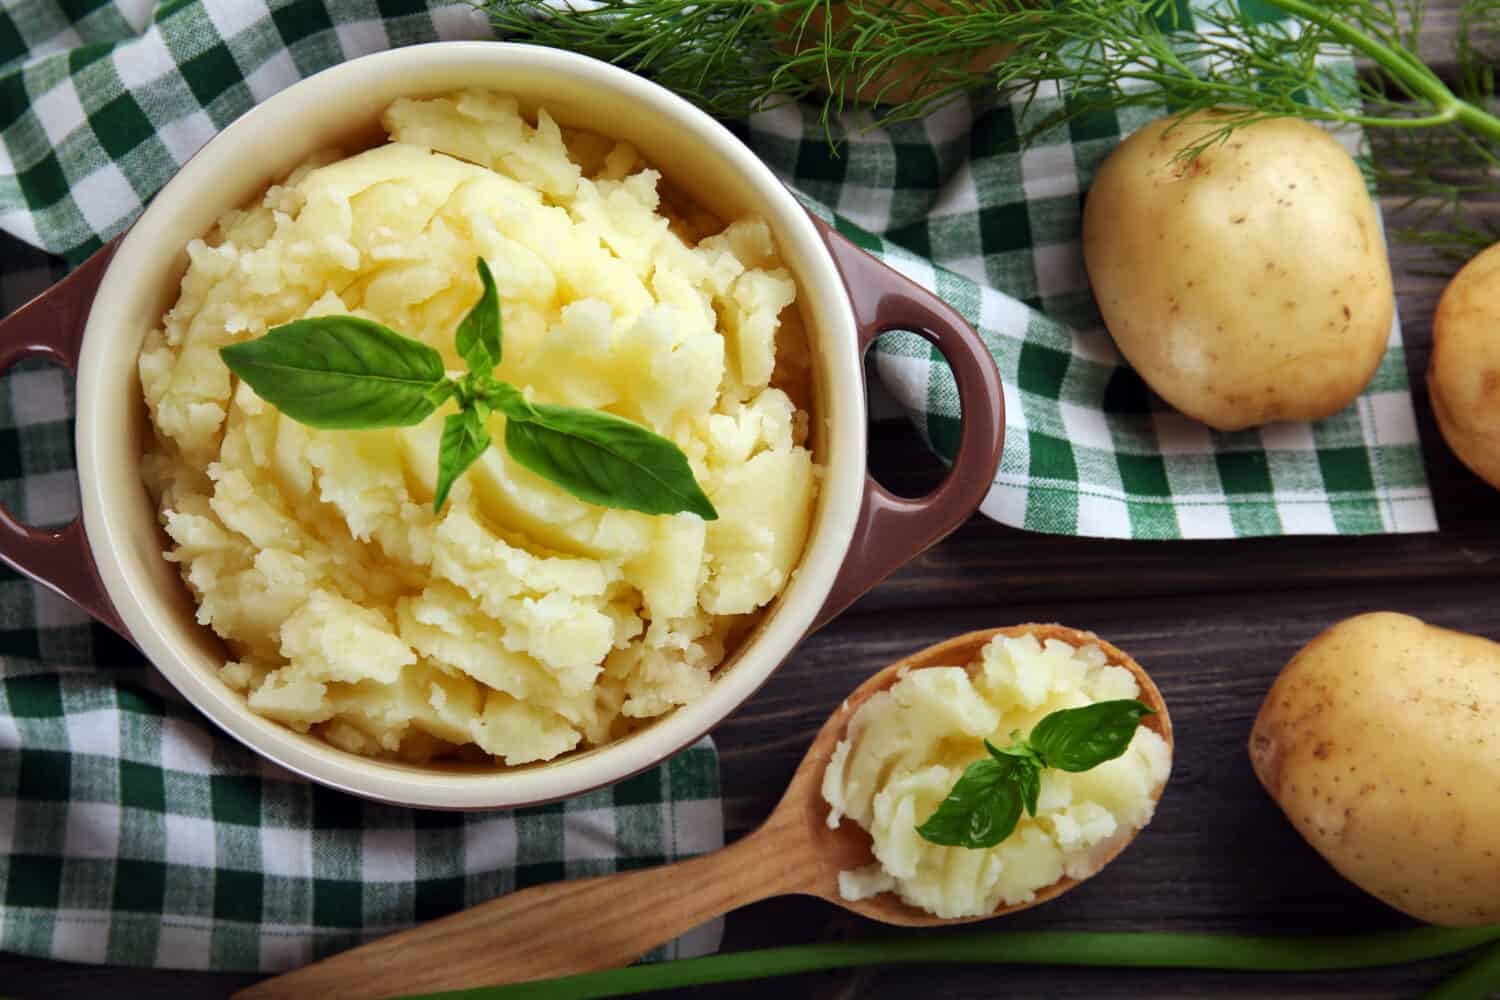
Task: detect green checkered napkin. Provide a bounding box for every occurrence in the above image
[0,261,725,976]
[0,268,724,975]
[0,6,727,976]
[742,91,1436,538]
[0,438,722,979]
[1,1,1439,540]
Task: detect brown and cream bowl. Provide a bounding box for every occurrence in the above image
[0,42,1003,810]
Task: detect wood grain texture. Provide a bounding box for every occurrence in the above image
[233,809,816,999]
[6,3,1497,997]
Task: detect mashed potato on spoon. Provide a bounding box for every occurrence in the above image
[823,632,1171,918]
[139,91,819,766]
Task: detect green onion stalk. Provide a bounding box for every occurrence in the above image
[399,924,1500,999]
[1424,940,1500,1000]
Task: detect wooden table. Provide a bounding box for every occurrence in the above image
[4,9,1497,999]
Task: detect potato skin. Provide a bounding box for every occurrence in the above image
[1083,113,1394,431]
[1249,612,1500,926]
[1428,241,1500,491]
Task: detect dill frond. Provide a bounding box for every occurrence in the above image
[479,0,806,118]
[1368,0,1500,259]
[478,0,1500,261]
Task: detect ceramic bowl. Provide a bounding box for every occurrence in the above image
[0,42,1004,809]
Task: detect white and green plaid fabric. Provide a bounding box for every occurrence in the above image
[743,94,1436,538]
[0,7,729,976]
[0,1,1438,541]
[0,245,724,972]
[0,0,1442,973]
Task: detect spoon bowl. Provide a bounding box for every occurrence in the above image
[239,625,1172,999]
[799,624,1173,927]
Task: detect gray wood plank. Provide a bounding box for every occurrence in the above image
[700,581,1500,998]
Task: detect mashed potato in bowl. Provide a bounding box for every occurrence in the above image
[138,90,820,767]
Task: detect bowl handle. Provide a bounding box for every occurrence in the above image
[0,241,128,637]
[809,217,1005,631]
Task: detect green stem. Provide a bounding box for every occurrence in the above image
[1260,0,1500,146]
[1452,102,1500,148]
[1343,109,1463,130]
[404,926,1500,1000]
[1423,941,1500,1000]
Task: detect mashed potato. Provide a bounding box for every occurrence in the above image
[821,633,1170,918]
[139,91,819,766]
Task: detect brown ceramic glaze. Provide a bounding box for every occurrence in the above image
[811,219,1006,630]
[236,625,1171,999]
[0,240,127,637]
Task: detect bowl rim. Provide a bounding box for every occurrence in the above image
[74,41,868,810]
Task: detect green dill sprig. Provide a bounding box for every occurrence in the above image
[479,0,1500,261]
[1363,0,1500,262]
[480,0,804,119]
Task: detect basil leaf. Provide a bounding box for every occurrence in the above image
[1016,757,1041,817]
[503,402,718,520]
[425,379,461,415]
[1029,699,1157,773]
[986,736,1041,765]
[219,316,448,429]
[455,257,501,375]
[981,738,1042,816]
[914,754,1027,850]
[484,381,532,419]
[433,406,493,513]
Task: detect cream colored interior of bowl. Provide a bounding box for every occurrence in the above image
[76,43,865,809]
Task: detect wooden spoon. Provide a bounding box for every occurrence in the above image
[237,624,1172,1000]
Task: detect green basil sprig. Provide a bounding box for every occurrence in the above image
[915,699,1156,850]
[219,258,718,519]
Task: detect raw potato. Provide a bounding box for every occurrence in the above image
[1083,112,1394,431]
[1428,241,1500,490]
[1248,612,1500,927]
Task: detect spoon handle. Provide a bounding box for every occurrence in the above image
[233,819,809,999]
